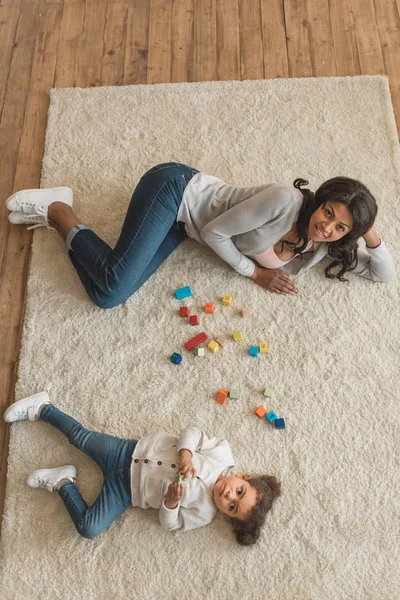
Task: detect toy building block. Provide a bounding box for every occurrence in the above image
[266,411,278,423]
[241,307,252,317]
[255,406,267,418]
[175,286,192,300]
[208,340,219,353]
[264,387,274,398]
[275,418,286,429]
[222,294,233,305]
[229,390,239,399]
[204,303,215,314]
[179,306,190,317]
[193,347,205,357]
[170,352,182,365]
[216,389,229,405]
[232,330,243,342]
[259,342,269,354]
[177,473,185,483]
[249,345,259,357]
[185,332,208,351]
[216,335,227,347]
[189,315,200,326]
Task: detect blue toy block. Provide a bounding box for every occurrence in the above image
[249,345,259,357]
[275,418,285,429]
[266,411,278,423]
[170,352,182,365]
[175,286,192,300]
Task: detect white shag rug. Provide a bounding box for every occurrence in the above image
[1,77,400,600]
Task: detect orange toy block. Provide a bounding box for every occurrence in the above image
[204,303,215,314]
[255,406,267,418]
[216,389,229,405]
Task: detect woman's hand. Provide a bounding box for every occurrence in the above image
[164,481,184,509]
[250,265,298,295]
[362,225,381,249]
[178,449,197,480]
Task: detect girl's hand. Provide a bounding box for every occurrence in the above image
[178,449,197,480]
[165,481,184,509]
[250,265,298,295]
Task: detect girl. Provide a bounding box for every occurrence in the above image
[6,163,394,308]
[4,391,281,546]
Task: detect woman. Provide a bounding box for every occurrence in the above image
[6,162,394,308]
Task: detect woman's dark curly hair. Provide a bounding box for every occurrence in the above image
[278,177,378,281]
[228,475,281,546]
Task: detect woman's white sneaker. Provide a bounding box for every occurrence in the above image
[26,465,77,492]
[6,186,73,214]
[3,391,51,422]
[8,211,55,230]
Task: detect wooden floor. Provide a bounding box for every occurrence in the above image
[1,0,400,528]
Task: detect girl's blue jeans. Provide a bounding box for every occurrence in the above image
[40,404,137,539]
[67,162,199,308]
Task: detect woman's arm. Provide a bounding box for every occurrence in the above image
[350,226,395,281]
[249,264,298,295]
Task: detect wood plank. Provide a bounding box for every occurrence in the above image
[329,0,361,76]
[101,1,128,86]
[350,0,385,75]
[193,0,217,81]
[374,0,400,131]
[171,0,194,83]
[147,0,172,84]
[0,1,22,118]
[0,0,56,529]
[216,0,240,81]
[306,0,337,77]
[54,0,85,88]
[283,0,313,77]
[260,0,289,78]
[76,0,107,87]
[239,0,264,80]
[124,0,150,85]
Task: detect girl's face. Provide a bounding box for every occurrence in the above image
[213,474,258,520]
[308,201,353,242]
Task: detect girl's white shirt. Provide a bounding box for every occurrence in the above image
[130,427,235,532]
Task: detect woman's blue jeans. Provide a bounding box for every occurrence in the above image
[67,162,198,308]
[40,404,137,539]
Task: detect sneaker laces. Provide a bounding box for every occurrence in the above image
[33,477,56,492]
[13,408,28,420]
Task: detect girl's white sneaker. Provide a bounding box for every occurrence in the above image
[26,465,77,492]
[6,186,73,214]
[3,391,51,422]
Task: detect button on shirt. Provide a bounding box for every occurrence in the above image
[130,427,235,532]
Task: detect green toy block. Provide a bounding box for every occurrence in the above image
[229,390,239,399]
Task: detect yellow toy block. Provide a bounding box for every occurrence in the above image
[255,406,267,418]
[208,340,219,353]
[232,330,243,342]
[222,295,233,306]
[259,342,269,354]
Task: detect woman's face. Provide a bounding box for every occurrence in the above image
[308,201,353,242]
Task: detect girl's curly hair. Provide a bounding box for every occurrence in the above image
[228,475,281,546]
[277,177,378,281]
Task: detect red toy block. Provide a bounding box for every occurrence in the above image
[216,389,229,405]
[189,315,200,325]
[185,332,208,351]
[255,406,267,418]
[179,306,190,317]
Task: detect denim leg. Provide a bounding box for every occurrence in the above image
[68,162,197,308]
[40,405,136,539]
